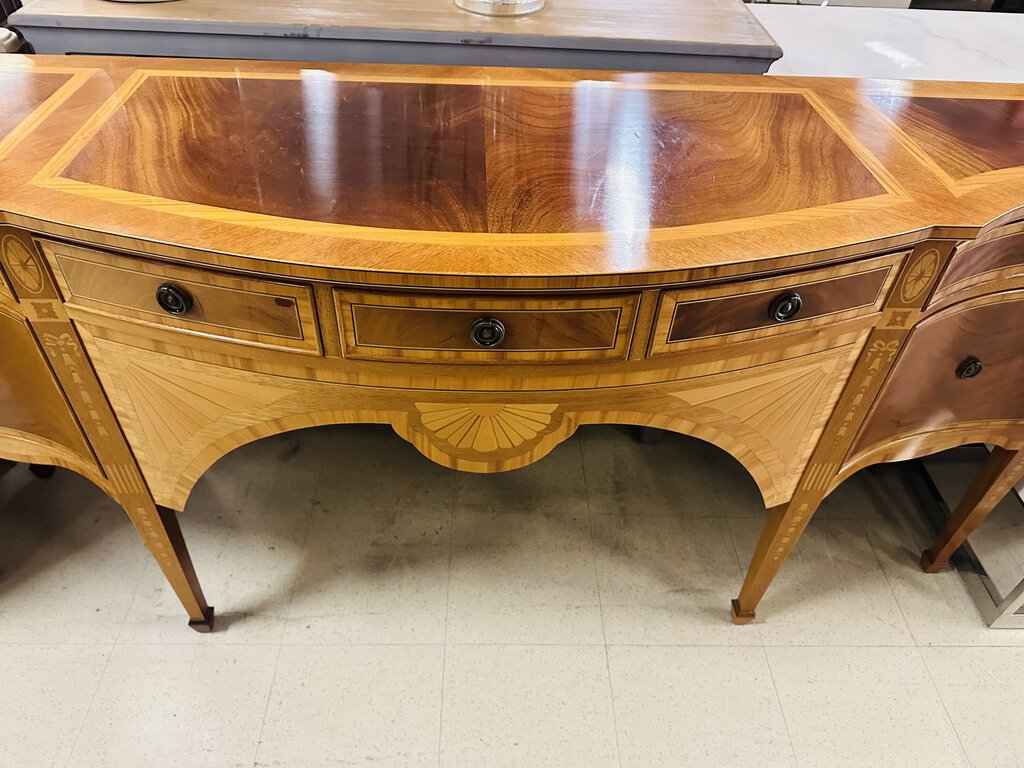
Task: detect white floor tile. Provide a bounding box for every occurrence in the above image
[923,647,1024,768]
[445,511,603,644]
[440,644,618,768]
[0,644,111,768]
[0,468,147,644]
[118,433,323,644]
[593,515,759,645]
[284,509,451,644]
[68,644,279,768]
[318,425,454,515]
[922,449,1024,598]
[7,433,1024,768]
[580,426,761,517]
[767,646,969,768]
[257,644,444,768]
[861,503,1024,647]
[453,437,588,516]
[609,646,795,768]
[730,516,916,646]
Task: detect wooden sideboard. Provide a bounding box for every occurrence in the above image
[2,55,1024,631]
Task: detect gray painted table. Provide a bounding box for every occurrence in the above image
[10,0,782,73]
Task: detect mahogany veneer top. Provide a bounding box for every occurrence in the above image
[0,70,70,148]
[1,55,1024,281]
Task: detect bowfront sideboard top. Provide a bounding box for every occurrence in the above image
[1,56,1023,283]
[2,55,1024,630]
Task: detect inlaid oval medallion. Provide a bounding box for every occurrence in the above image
[1,235,44,295]
[900,248,939,304]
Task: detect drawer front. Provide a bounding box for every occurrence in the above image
[41,241,321,353]
[931,224,1024,309]
[335,291,640,363]
[854,291,1024,454]
[649,252,903,357]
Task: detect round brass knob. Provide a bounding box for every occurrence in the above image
[769,291,803,323]
[470,317,506,348]
[156,283,193,316]
[956,356,983,380]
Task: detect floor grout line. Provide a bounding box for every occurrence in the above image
[249,642,285,768]
[61,641,117,768]
[251,443,327,768]
[919,648,976,768]
[858,488,973,767]
[856,512,918,645]
[580,435,624,768]
[436,467,457,768]
[760,645,802,768]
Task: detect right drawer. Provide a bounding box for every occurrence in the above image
[649,252,904,357]
[854,290,1024,455]
[930,224,1024,310]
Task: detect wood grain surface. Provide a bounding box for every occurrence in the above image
[57,76,886,234]
[871,93,1024,187]
[0,55,1020,284]
[0,71,69,147]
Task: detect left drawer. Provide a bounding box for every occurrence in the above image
[40,240,321,354]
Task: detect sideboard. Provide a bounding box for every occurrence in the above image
[2,55,1024,630]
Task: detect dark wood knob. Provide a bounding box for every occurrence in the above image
[156,283,193,316]
[956,356,983,380]
[470,317,505,348]
[769,291,803,323]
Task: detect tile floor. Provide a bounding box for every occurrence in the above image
[1,425,1022,768]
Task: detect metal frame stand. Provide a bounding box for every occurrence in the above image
[901,455,1024,628]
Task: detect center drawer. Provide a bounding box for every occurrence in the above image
[334,290,640,363]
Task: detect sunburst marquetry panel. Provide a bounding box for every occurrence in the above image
[415,403,559,453]
[871,94,1024,191]
[47,72,896,236]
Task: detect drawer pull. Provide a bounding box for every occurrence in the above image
[769,291,803,323]
[470,317,506,348]
[956,356,983,380]
[156,283,194,316]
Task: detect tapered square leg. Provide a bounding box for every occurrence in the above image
[117,495,215,630]
[919,548,946,574]
[188,606,216,633]
[731,600,756,625]
[732,500,819,622]
[920,447,1024,576]
[149,505,214,629]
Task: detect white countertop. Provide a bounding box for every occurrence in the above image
[751,5,1024,82]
